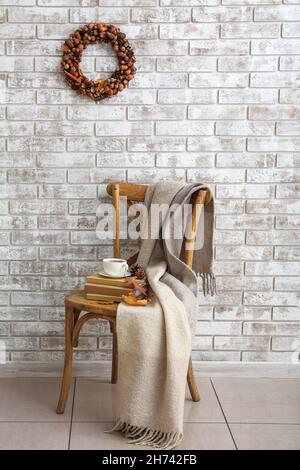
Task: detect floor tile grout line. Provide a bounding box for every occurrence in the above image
[68,378,77,451]
[210,378,238,450]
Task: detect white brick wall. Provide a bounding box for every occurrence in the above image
[0,1,299,364]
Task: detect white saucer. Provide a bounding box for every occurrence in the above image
[98,270,132,278]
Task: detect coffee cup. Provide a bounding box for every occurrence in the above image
[102,258,129,277]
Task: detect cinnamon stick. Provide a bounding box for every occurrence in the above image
[64,70,81,84]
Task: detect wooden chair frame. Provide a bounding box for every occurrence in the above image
[56,182,212,414]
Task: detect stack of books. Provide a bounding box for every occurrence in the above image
[84,273,136,303]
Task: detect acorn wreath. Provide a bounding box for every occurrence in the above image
[61,23,136,101]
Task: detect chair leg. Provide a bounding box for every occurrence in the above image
[111,323,118,384]
[187,357,200,402]
[56,305,74,414]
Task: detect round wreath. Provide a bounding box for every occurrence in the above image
[61,23,136,101]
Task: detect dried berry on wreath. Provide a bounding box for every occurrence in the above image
[61,23,136,101]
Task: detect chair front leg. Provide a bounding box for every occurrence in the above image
[187,357,200,402]
[56,305,74,414]
[110,320,118,384]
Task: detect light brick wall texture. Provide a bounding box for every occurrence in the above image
[0,0,300,364]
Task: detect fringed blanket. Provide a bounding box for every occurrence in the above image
[113,182,215,449]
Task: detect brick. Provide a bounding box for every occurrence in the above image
[0,57,33,72]
[216,215,273,230]
[12,231,68,246]
[242,352,294,362]
[215,199,245,214]
[10,261,67,275]
[0,247,36,260]
[39,184,96,199]
[10,200,67,215]
[68,106,125,120]
[128,168,185,182]
[0,23,35,39]
[190,73,248,88]
[0,121,34,136]
[161,0,219,3]
[131,7,190,22]
[128,136,186,152]
[219,89,277,104]
[188,136,245,151]
[192,336,213,351]
[156,153,214,168]
[190,39,249,55]
[214,306,271,321]
[130,73,187,88]
[8,105,60,120]
[36,121,94,136]
[275,247,300,261]
[188,168,245,183]
[282,23,300,38]
[8,137,65,152]
[3,337,39,351]
[193,6,251,22]
[128,105,185,120]
[96,121,153,136]
[37,153,95,168]
[216,276,273,291]
[158,89,216,104]
[247,230,300,245]
[71,231,103,246]
[160,24,218,40]
[252,40,300,55]
[96,153,155,167]
[276,215,300,229]
[273,307,300,321]
[277,121,300,135]
[247,199,300,214]
[7,40,60,55]
[277,153,300,167]
[248,168,299,182]
[11,321,64,335]
[249,105,300,120]
[68,169,125,183]
[246,261,300,276]
[157,56,216,72]
[217,121,274,136]
[216,153,275,168]
[248,137,300,152]
[243,321,300,336]
[214,336,270,351]
[0,216,37,230]
[132,40,187,55]
[8,7,68,22]
[251,72,300,88]
[216,246,272,260]
[272,337,300,351]
[189,105,246,119]
[218,56,277,72]
[96,56,155,73]
[8,169,65,184]
[39,215,96,230]
[0,276,40,290]
[276,184,300,198]
[40,246,96,261]
[280,56,300,71]
[156,121,213,136]
[221,23,280,38]
[67,137,124,152]
[254,5,300,21]
[37,23,75,40]
[196,321,242,336]
[70,7,129,23]
[0,89,35,104]
[214,261,243,275]
[0,184,37,199]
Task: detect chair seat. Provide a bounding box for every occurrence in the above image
[66,291,118,317]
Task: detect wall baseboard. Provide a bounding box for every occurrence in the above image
[0,361,299,378]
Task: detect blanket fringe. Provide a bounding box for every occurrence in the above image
[112,420,183,450]
[198,272,217,297]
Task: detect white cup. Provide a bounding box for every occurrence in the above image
[102,258,129,277]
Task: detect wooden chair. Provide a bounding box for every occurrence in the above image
[56,182,212,414]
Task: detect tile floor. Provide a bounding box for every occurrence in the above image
[0,376,299,450]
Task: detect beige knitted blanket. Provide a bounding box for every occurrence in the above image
[113,182,215,449]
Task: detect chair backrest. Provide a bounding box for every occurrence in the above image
[106,182,212,269]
